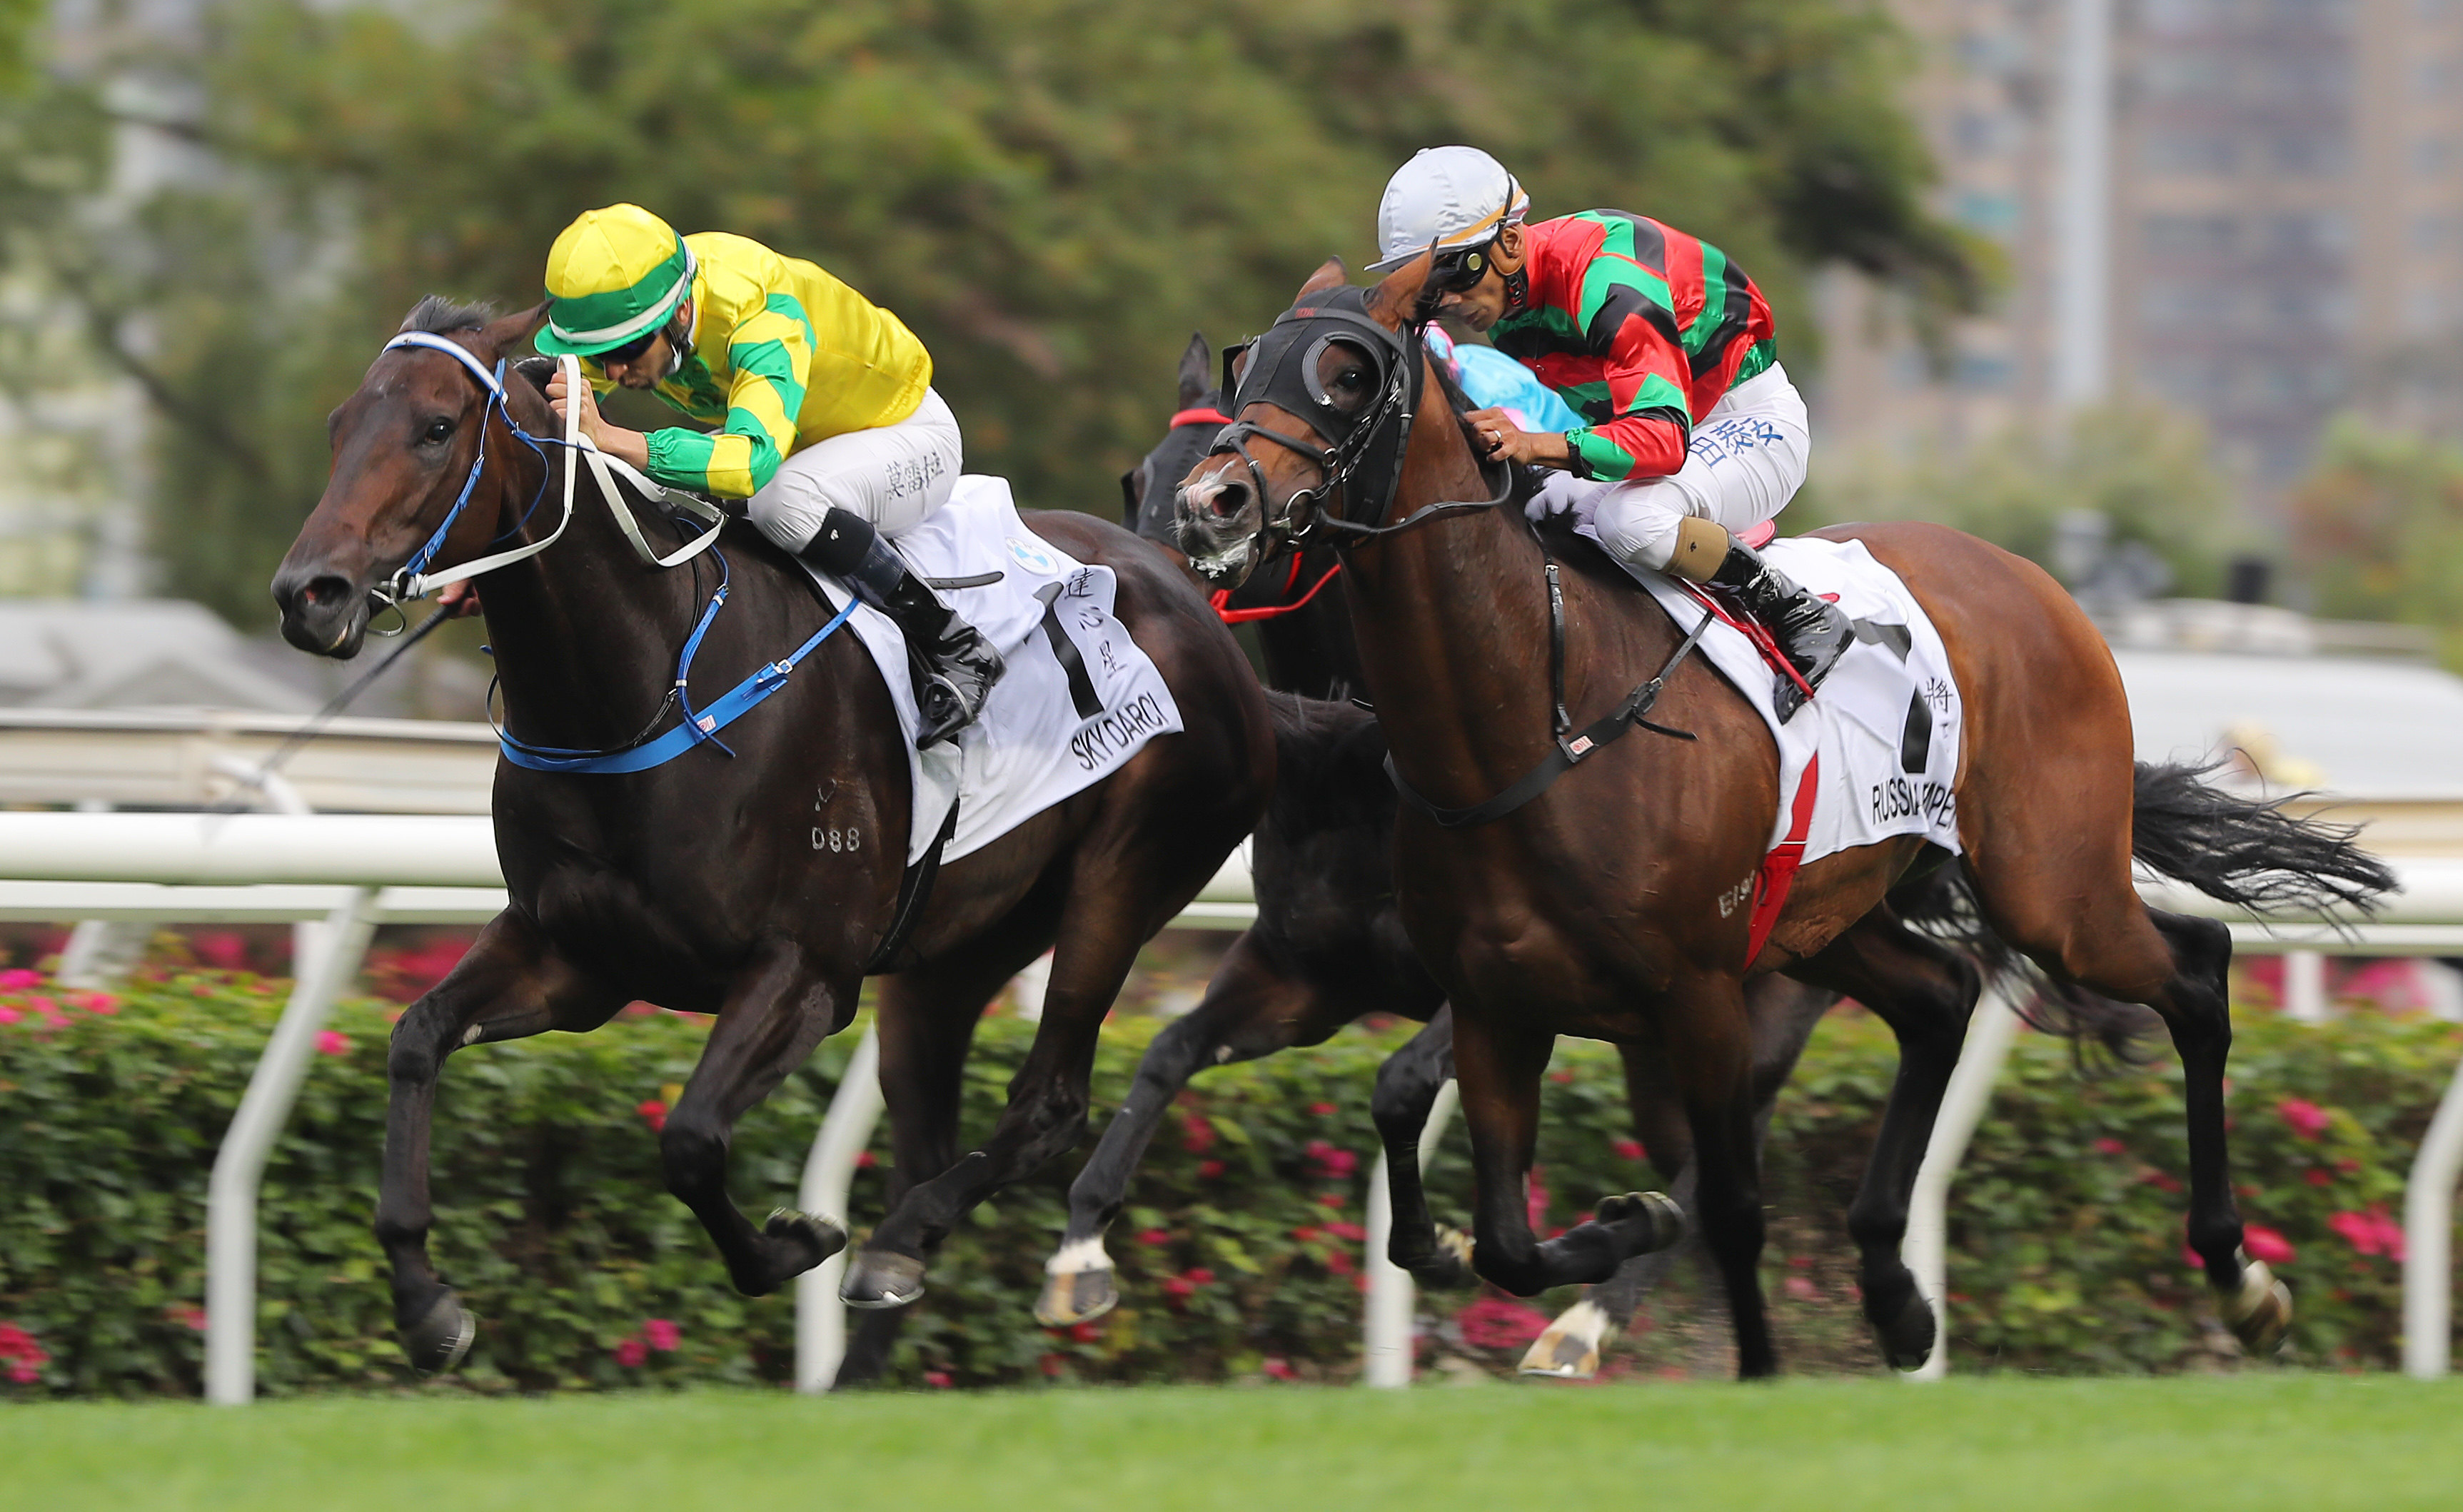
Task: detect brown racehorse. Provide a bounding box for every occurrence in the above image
[272,298,1271,1373]
[1174,257,2389,1376]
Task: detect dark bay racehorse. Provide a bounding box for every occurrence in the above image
[1174,258,2389,1376]
[273,298,1272,1372]
[1042,341,1838,1374]
[1124,333,1361,700]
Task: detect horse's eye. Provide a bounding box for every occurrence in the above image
[422,418,455,445]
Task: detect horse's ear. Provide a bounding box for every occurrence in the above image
[1295,256,1348,299]
[1365,249,1439,329]
[1177,331,1212,408]
[479,301,553,361]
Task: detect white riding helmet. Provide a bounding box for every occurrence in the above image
[1369,146,1531,273]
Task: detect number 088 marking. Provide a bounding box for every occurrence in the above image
[812,827,862,853]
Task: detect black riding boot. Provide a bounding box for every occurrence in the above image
[800,508,1004,748]
[1708,538,1853,722]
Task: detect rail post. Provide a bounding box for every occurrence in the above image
[2402,1049,2463,1379]
[794,1024,885,1393]
[204,886,376,1404]
[1363,1078,1459,1387]
[1900,982,2024,1382]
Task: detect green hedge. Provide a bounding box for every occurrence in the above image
[1,968,2457,1395]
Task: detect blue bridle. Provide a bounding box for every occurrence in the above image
[376,329,857,775]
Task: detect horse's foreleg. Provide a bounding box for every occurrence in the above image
[834,966,1009,1384]
[376,912,625,1373]
[1454,1009,1681,1298]
[1785,917,1975,1370]
[1371,1008,1471,1285]
[1652,972,1780,1379]
[1522,976,1835,1378]
[846,892,1151,1309]
[663,944,851,1298]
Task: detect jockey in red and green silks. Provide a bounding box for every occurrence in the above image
[532,203,1000,747]
[1371,147,1851,720]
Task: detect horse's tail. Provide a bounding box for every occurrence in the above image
[1894,761,2397,1068]
[2127,760,2395,918]
[1892,859,2163,1067]
[1258,689,1393,835]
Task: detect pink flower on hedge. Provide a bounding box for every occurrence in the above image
[1197,1159,1225,1179]
[643,1319,680,1353]
[1785,1275,1818,1300]
[1325,1249,1356,1276]
[2306,1168,2334,1186]
[1323,1221,1366,1242]
[1179,1113,1217,1155]
[76,992,117,1016]
[1309,1101,1336,1117]
[1455,1294,1548,1351]
[167,1305,206,1333]
[1304,1139,1358,1180]
[1612,1139,1646,1161]
[1,1321,50,1382]
[0,1006,19,1027]
[853,1151,875,1169]
[2092,1137,2127,1156]
[922,1369,952,1388]
[315,1030,351,1057]
[1290,1226,1321,1244]
[1315,1191,1346,1209]
[1138,1228,1171,1247]
[2243,1224,2296,1266]
[2277,1098,2329,1141]
[638,1099,668,1134]
[2328,1206,2405,1261]
[612,1336,648,1368]
[1261,1356,1297,1381]
[1182,1267,1215,1287]
[0,968,40,990]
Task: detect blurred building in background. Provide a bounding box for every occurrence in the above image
[1815,0,2463,512]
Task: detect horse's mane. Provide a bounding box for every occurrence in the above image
[1260,690,1391,835]
[400,296,499,335]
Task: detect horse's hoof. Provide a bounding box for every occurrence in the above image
[842,1249,928,1310]
[1401,1224,1479,1290]
[1872,1288,1937,1371]
[1033,1267,1119,1329]
[401,1289,475,1377]
[1518,1299,1614,1381]
[2216,1256,2292,1354]
[1596,1191,1685,1255]
[765,1208,848,1270]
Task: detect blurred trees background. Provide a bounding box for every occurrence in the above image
[8,0,1977,626]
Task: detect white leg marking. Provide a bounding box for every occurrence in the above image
[1044,1235,1115,1276]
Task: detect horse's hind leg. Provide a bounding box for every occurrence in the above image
[1522,976,1833,1380]
[1371,1008,1472,1285]
[376,911,626,1373]
[1964,815,2288,1349]
[1783,912,1977,1370]
[662,944,853,1299]
[1038,932,1346,1326]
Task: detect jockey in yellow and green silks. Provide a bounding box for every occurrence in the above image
[533,204,999,747]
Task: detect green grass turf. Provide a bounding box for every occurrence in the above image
[7,1376,2461,1511]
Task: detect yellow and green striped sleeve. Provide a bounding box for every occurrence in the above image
[644,295,815,498]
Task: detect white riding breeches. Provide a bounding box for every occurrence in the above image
[1528,363,1810,573]
[745,386,963,552]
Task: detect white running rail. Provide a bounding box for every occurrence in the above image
[0,812,2454,1391]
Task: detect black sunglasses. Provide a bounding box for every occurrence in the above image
[1428,243,1495,295]
[593,326,663,368]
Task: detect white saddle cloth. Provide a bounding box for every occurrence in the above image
[1625,536,1964,870]
[797,475,1184,864]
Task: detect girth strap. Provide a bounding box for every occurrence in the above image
[862,797,962,974]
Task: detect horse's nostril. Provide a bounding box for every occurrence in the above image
[1211,483,1251,520]
[299,576,352,608]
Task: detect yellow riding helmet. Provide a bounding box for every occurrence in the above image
[537,204,697,357]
